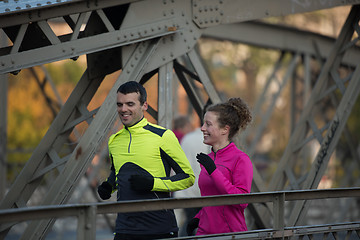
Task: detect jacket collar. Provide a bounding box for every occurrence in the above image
[124,117,148,131]
[211,142,235,154]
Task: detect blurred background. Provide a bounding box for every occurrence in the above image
[1,3,360,239]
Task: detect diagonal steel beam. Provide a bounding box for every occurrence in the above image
[289,63,360,226]
[192,0,360,28]
[202,21,360,68]
[268,5,360,193]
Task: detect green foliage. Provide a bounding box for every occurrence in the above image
[45,59,85,85]
[6,61,83,183]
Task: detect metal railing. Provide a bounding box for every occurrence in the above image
[0,188,360,239]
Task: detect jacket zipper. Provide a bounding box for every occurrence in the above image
[215,151,232,232]
[125,126,132,153]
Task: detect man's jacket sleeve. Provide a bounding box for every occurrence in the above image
[152,130,195,192]
[106,154,116,192]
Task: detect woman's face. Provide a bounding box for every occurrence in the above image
[201,111,225,146]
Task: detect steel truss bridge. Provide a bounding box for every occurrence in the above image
[0,0,360,239]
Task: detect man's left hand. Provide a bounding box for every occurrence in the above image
[129,175,154,191]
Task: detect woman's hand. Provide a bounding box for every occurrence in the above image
[196,153,216,175]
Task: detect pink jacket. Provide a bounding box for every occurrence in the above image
[195,142,253,235]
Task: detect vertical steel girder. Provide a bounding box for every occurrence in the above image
[158,62,174,129]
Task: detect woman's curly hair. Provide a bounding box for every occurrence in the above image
[207,98,252,140]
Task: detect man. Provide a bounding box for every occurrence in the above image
[97,81,195,240]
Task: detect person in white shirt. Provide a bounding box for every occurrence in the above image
[174,104,211,236]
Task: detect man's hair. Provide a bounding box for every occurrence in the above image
[117,81,147,105]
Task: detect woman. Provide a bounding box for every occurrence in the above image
[187,97,253,236]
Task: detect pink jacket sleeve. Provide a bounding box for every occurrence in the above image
[210,154,253,209]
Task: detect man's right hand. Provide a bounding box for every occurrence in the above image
[97,181,112,200]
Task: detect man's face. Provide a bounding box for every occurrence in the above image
[117,92,148,127]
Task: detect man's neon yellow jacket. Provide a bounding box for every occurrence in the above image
[106,117,195,235]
